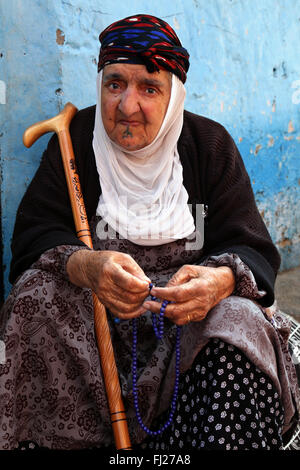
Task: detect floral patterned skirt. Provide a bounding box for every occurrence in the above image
[141,338,284,450]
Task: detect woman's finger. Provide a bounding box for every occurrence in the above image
[150,277,210,303]
[111,305,148,320]
[109,262,150,293]
[164,302,209,325]
[143,297,209,323]
[106,279,149,305]
[165,265,194,287]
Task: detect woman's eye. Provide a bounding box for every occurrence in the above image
[146,87,156,94]
[109,82,120,90]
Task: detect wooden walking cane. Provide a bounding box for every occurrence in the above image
[23,102,132,451]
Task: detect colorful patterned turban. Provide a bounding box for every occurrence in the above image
[98,14,190,83]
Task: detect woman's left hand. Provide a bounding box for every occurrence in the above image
[142,265,235,325]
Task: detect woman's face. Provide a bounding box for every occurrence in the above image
[101,63,172,150]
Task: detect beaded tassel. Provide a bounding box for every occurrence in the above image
[131,282,181,436]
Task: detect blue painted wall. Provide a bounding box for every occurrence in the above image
[1,0,300,301]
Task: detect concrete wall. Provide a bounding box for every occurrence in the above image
[1,0,300,301]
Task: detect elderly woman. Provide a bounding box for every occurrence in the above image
[0,15,298,451]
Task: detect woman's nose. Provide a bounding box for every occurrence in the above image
[118,87,140,116]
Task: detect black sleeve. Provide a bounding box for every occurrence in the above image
[199,127,280,307]
[9,106,100,284]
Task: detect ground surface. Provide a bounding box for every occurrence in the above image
[275,266,300,322]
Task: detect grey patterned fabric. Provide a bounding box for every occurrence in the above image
[0,221,298,449]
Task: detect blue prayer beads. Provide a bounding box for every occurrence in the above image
[131,282,181,436]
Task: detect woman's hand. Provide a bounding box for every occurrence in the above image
[66,249,151,319]
[142,264,235,326]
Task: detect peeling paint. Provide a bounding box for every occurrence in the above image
[257,190,300,270]
[272,62,287,79]
[288,120,294,133]
[254,144,262,155]
[267,135,274,147]
[278,238,292,248]
[173,17,180,30]
[56,28,65,45]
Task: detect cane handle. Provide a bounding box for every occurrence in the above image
[23,102,78,148]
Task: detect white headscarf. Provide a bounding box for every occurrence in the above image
[92,71,195,245]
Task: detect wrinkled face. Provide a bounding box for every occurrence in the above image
[101,63,172,150]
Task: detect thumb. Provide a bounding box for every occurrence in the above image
[166,267,191,288]
[166,265,201,287]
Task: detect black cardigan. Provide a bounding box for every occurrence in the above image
[10,106,280,306]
